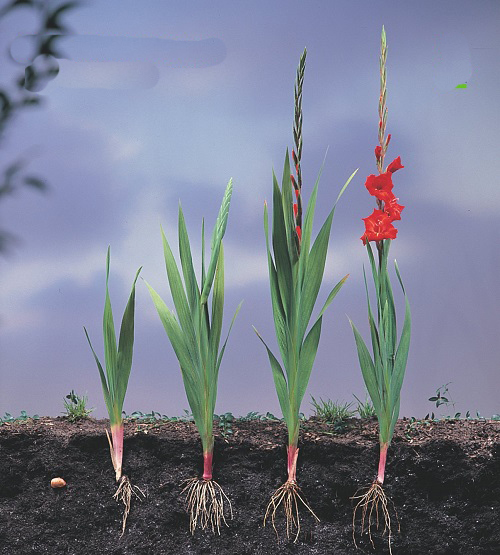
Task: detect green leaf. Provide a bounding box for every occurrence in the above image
[280,149,297,264]
[145,281,196,373]
[208,243,224,374]
[201,178,233,303]
[264,201,289,365]
[298,207,334,341]
[84,327,113,420]
[85,248,140,427]
[160,227,200,370]
[253,327,291,429]
[103,247,117,401]
[316,274,349,319]
[296,316,322,408]
[349,318,382,417]
[271,171,294,322]
[115,265,142,408]
[390,261,411,404]
[178,203,200,313]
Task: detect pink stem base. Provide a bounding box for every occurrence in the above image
[377,442,388,484]
[202,451,213,481]
[287,445,299,483]
[110,425,124,482]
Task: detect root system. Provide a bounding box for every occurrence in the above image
[264,480,319,543]
[181,477,233,534]
[351,480,400,555]
[113,475,146,536]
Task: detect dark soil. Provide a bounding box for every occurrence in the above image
[0,416,499,554]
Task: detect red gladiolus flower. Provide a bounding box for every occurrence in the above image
[365,172,394,201]
[296,226,302,241]
[387,156,404,173]
[361,209,398,244]
[384,197,405,221]
[375,146,382,161]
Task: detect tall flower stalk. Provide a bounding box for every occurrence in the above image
[254,48,357,542]
[146,178,240,534]
[84,247,144,535]
[349,26,411,555]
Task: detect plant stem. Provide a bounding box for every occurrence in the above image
[202,450,213,481]
[287,444,299,483]
[110,423,124,482]
[377,442,388,484]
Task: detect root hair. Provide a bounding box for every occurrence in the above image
[351,480,400,555]
[264,480,319,543]
[181,477,233,534]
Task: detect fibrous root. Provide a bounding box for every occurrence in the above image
[113,475,146,537]
[351,480,400,555]
[264,480,319,543]
[181,477,233,534]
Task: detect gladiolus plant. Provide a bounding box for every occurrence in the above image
[84,247,143,535]
[254,48,357,542]
[146,178,240,534]
[349,26,411,555]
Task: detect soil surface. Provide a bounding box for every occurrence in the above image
[0,416,499,554]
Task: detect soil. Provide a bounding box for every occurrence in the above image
[0,416,499,555]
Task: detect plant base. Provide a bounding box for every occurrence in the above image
[113,475,146,536]
[264,480,319,543]
[351,480,400,555]
[181,477,233,534]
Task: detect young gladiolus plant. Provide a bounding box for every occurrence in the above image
[84,247,144,536]
[254,49,357,542]
[349,27,411,555]
[146,178,241,534]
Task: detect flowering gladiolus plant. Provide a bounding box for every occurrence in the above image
[84,247,144,535]
[254,48,357,542]
[146,178,241,534]
[349,26,411,555]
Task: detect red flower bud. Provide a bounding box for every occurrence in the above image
[294,189,300,199]
[387,156,404,173]
[293,203,298,218]
[290,174,297,189]
[385,134,391,147]
[296,226,302,241]
[375,146,382,161]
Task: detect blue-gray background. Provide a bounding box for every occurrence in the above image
[1,0,499,420]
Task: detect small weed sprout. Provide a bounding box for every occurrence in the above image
[311,397,355,423]
[63,390,94,422]
[353,394,376,419]
[0,411,39,425]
